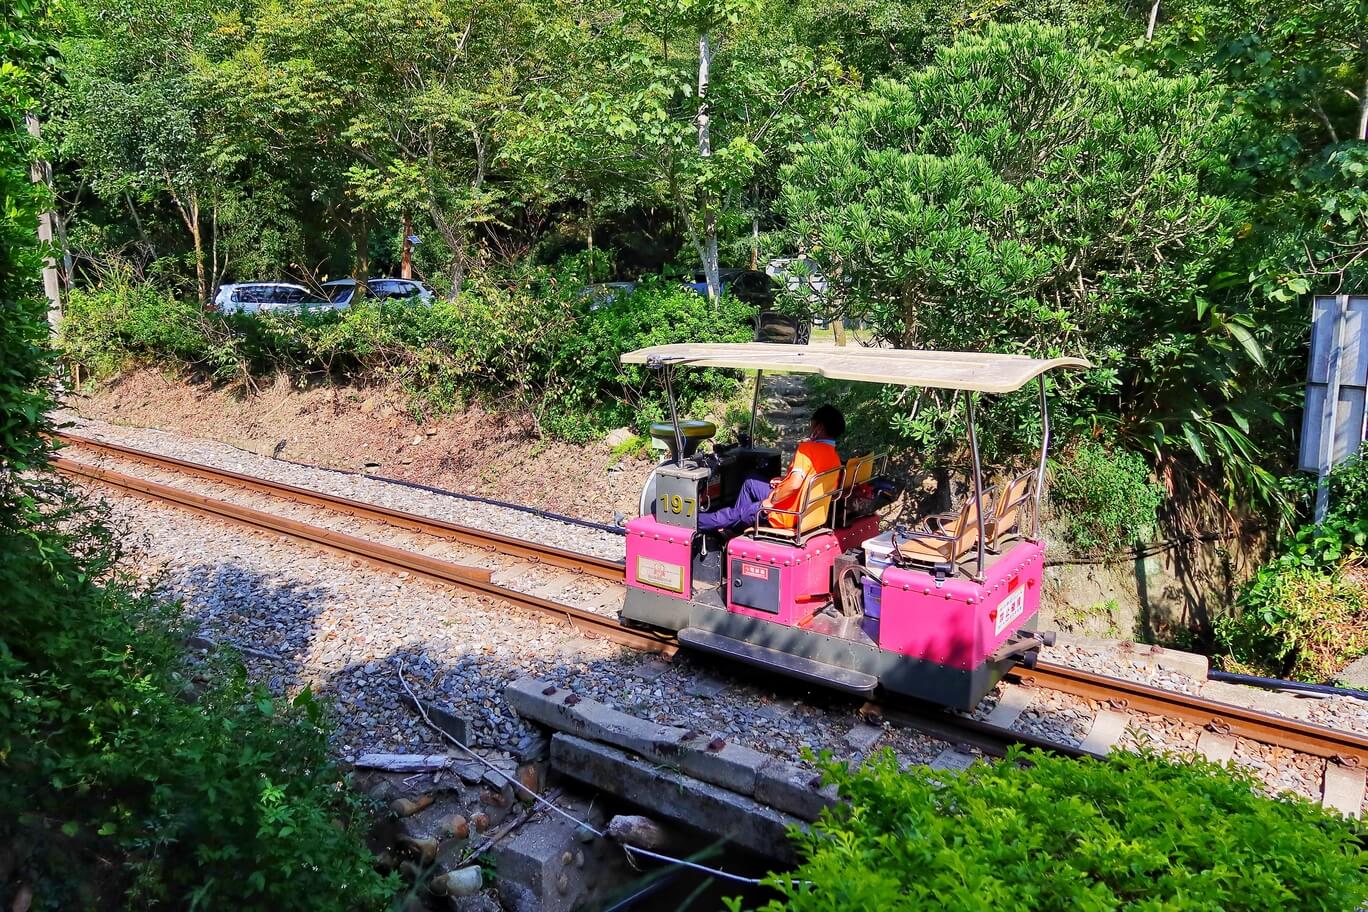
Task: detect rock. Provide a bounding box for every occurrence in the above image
[391,794,436,817]
[359,397,378,414]
[603,427,634,449]
[516,761,545,797]
[606,815,672,851]
[1337,653,1368,689]
[430,866,482,897]
[442,894,500,912]
[398,834,439,865]
[411,435,424,446]
[495,880,540,912]
[516,732,550,763]
[471,812,490,833]
[443,814,470,840]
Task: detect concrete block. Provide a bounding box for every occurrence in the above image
[1198,679,1315,719]
[754,757,838,823]
[489,795,633,912]
[928,749,976,772]
[684,675,728,699]
[1141,644,1209,680]
[506,678,769,797]
[1195,731,1235,764]
[550,734,803,862]
[1321,763,1366,820]
[844,723,884,755]
[402,695,472,745]
[1336,653,1368,690]
[506,678,688,758]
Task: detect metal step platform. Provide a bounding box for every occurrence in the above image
[678,627,878,696]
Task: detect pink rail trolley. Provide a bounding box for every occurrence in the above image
[618,343,1088,710]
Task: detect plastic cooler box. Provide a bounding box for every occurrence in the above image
[862,530,898,579]
[861,576,882,641]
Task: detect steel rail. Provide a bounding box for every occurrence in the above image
[54,457,672,656]
[54,435,1368,766]
[55,432,625,581]
[1017,661,1368,766]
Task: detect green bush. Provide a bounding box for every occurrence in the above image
[1049,441,1166,553]
[0,491,396,909]
[59,268,759,440]
[1215,454,1368,680]
[1217,566,1368,681]
[739,748,1368,912]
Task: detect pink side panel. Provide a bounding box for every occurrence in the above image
[726,533,841,626]
[877,541,1045,670]
[625,515,693,599]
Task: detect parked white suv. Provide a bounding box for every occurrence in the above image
[366,278,434,303]
[212,282,317,314]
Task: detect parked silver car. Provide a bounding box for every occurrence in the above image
[212,282,319,314]
[366,278,434,303]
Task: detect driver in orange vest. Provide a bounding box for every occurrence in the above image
[697,405,845,533]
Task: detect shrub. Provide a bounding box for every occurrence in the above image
[59,269,759,441]
[0,490,396,910]
[739,748,1368,912]
[1049,440,1166,553]
[1215,454,1368,680]
[1217,565,1368,680]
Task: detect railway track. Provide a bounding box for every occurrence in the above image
[55,431,1368,812]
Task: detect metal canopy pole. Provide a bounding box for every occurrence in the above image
[748,370,763,444]
[1032,374,1050,540]
[662,365,686,466]
[964,390,986,580]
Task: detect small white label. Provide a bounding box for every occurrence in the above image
[994,586,1025,635]
[637,556,685,594]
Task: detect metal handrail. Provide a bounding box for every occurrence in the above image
[964,390,986,581]
[1032,373,1049,540]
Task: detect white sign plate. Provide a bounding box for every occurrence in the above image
[636,556,685,594]
[994,586,1025,636]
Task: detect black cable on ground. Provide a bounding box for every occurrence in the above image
[1206,669,1368,703]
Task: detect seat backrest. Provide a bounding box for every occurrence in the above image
[839,454,877,496]
[992,472,1033,543]
[796,465,844,534]
[950,489,991,559]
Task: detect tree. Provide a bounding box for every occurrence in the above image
[537,0,845,298]
[779,23,1282,501]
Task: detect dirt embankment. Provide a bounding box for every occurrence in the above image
[65,370,655,524]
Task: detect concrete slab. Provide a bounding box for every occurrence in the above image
[844,722,884,755]
[1143,645,1209,680]
[488,794,634,912]
[1198,680,1316,720]
[684,675,729,699]
[635,658,671,681]
[1079,710,1130,755]
[1336,654,1368,690]
[928,749,976,772]
[985,686,1034,729]
[506,678,770,798]
[1321,763,1366,820]
[754,757,840,823]
[1195,731,1235,764]
[506,678,688,758]
[550,734,803,863]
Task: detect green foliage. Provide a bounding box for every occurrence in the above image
[0,492,395,909]
[1217,453,1368,679]
[1049,441,1167,553]
[0,0,54,480]
[1217,566,1368,681]
[58,268,757,439]
[740,748,1368,912]
[778,22,1288,506]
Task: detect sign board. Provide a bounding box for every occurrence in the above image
[1300,295,1368,473]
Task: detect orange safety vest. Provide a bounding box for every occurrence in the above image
[767,439,840,529]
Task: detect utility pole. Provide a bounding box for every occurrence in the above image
[26,114,62,332]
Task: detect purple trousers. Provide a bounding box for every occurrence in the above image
[698,477,772,532]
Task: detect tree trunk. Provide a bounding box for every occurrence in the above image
[354,211,369,281]
[190,193,206,308]
[697,31,721,302]
[833,317,847,346]
[401,211,413,279]
[1358,73,1367,141]
[1145,0,1160,40]
[25,114,61,330]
